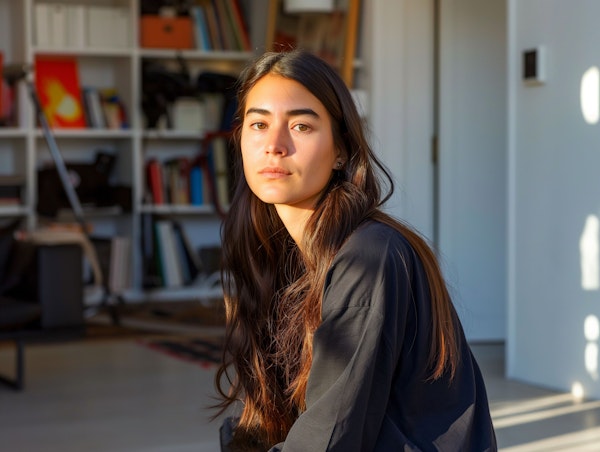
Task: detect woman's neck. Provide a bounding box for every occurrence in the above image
[274,204,313,251]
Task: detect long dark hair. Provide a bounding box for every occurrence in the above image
[215,50,459,449]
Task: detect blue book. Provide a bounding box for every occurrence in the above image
[191,6,211,51]
[190,166,204,205]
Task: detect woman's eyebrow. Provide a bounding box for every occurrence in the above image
[245,107,320,118]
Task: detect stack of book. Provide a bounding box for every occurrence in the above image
[145,136,232,210]
[141,216,204,289]
[189,0,251,51]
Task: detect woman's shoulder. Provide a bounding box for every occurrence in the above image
[328,219,419,284]
[323,220,420,314]
[339,219,413,259]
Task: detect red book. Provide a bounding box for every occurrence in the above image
[147,159,165,204]
[34,56,86,128]
[0,52,4,120]
[227,0,251,51]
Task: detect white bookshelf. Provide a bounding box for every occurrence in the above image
[0,0,272,303]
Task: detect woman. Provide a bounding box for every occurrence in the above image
[215,50,497,451]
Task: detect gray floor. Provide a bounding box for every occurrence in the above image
[1,330,600,451]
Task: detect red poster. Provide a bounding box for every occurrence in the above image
[34,56,86,128]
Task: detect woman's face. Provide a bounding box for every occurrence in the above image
[240,73,340,215]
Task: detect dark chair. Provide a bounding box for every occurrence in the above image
[0,221,85,390]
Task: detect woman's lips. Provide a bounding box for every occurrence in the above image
[258,167,291,178]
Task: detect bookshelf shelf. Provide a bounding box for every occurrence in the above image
[140,204,216,216]
[135,285,223,303]
[142,130,206,141]
[138,49,254,61]
[0,205,29,217]
[35,129,133,139]
[0,128,27,138]
[33,47,134,58]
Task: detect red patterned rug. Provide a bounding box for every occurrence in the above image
[137,335,224,369]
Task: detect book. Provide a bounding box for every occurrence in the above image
[191,6,212,51]
[91,235,131,293]
[109,236,131,293]
[146,159,165,204]
[164,157,190,205]
[226,0,252,51]
[155,220,184,287]
[141,213,162,288]
[101,88,128,129]
[210,137,231,209]
[34,56,86,128]
[189,166,205,206]
[202,1,223,50]
[0,52,3,120]
[82,86,106,128]
[172,221,202,282]
[213,0,237,50]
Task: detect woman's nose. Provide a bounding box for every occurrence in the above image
[266,125,290,155]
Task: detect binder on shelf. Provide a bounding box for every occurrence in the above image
[87,6,115,48]
[34,3,51,47]
[111,7,130,49]
[48,3,67,48]
[66,4,86,49]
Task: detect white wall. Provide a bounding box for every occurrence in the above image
[366,0,507,342]
[439,0,507,341]
[366,0,435,240]
[508,0,600,398]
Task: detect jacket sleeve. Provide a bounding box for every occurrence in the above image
[268,236,413,451]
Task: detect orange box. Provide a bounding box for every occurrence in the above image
[140,16,194,49]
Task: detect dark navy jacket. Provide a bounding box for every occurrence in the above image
[269,221,496,451]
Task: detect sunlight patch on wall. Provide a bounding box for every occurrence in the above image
[580,215,599,290]
[581,66,600,125]
[572,381,585,401]
[584,315,600,379]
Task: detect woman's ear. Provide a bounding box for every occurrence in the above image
[333,148,347,170]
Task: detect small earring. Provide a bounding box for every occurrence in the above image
[336,161,343,169]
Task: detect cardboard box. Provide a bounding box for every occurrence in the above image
[140,16,194,49]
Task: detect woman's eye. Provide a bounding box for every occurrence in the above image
[250,122,267,130]
[292,123,311,132]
